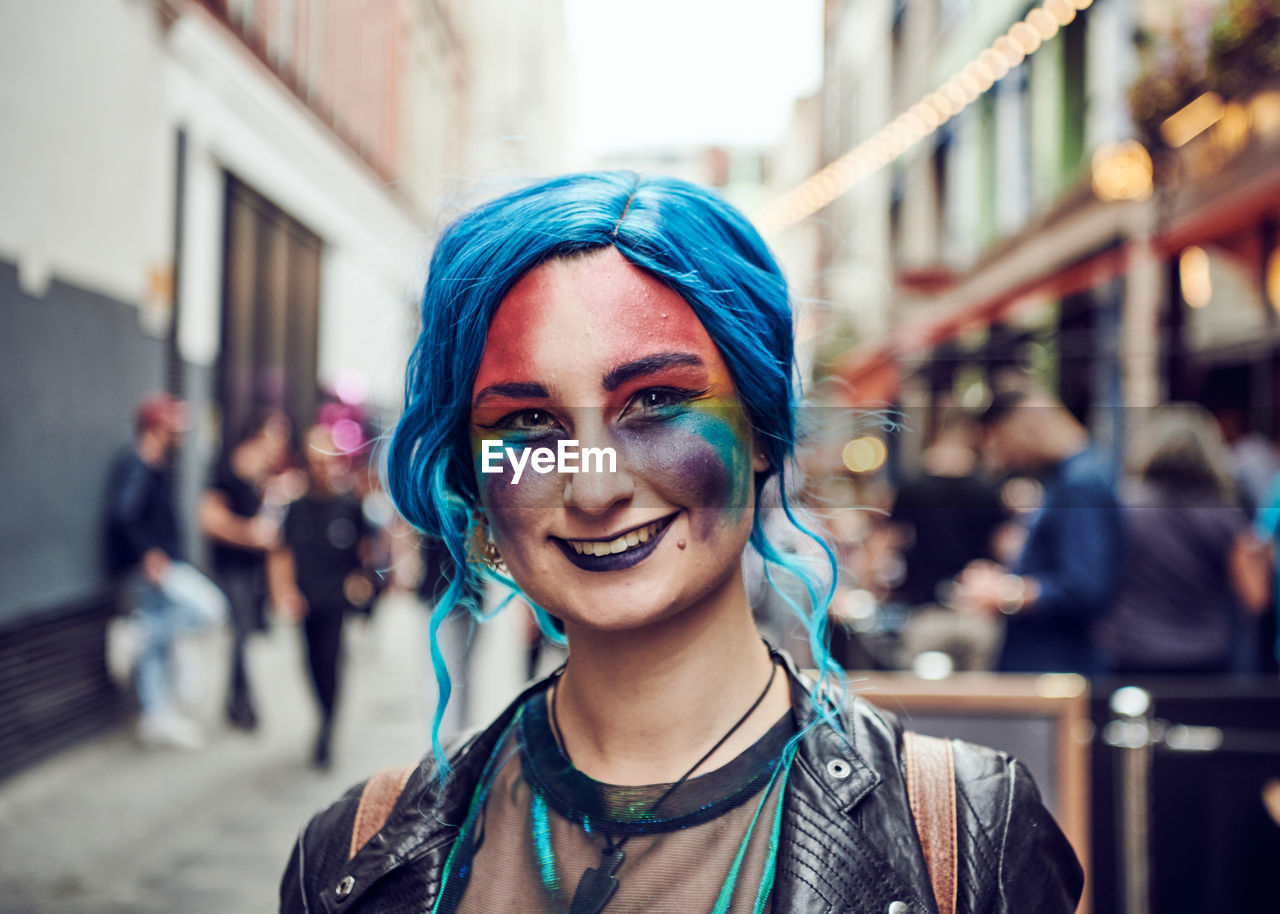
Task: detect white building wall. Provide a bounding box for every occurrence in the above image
[827,0,894,341]
[0,0,171,312]
[165,8,423,409]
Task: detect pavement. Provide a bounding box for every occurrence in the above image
[0,592,439,914]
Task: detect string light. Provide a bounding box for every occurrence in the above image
[754,0,1097,233]
[1045,0,1078,26]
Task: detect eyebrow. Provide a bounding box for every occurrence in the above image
[471,381,550,408]
[602,352,705,392]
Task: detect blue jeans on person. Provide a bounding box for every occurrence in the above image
[130,561,228,716]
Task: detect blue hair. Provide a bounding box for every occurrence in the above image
[387,171,844,776]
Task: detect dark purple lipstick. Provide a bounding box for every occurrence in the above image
[555,515,677,573]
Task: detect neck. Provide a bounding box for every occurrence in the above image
[1045,423,1088,466]
[136,433,167,467]
[230,444,266,483]
[554,570,790,786]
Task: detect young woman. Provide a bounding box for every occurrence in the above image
[280,172,1082,913]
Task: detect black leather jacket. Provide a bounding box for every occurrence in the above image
[281,654,1083,913]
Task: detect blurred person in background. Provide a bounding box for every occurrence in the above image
[1247,459,1280,676]
[281,173,1082,913]
[268,421,373,769]
[105,392,228,749]
[956,387,1123,675]
[1103,404,1269,675]
[1213,403,1280,517]
[887,408,1010,672]
[199,409,291,731]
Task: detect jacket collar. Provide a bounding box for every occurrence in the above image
[774,648,882,812]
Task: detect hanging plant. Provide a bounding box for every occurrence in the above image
[1129,0,1280,148]
[1207,0,1280,97]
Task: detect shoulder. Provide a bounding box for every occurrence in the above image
[841,694,1066,847]
[280,752,457,913]
[108,449,146,481]
[1057,449,1118,494]
[279,694,532,912]
[834,694,1083,911]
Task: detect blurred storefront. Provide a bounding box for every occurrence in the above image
[811,0,1280,482]
[0,0,567,779]
[784,2,1280,910]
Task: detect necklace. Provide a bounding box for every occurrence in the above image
[549,652,780,914]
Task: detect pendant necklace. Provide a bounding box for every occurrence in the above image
[549,653,780,914]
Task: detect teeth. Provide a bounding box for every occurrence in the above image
[567,519,666,557]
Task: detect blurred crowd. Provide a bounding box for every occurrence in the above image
[103,390,399,763]
[809,384,1280,683]
[101,376,1280,763]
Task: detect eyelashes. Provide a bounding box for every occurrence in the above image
[621,386,710,420]
[478,408,559,435]
[477,386,712,437]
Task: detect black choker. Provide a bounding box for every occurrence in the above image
[549,651,780,914]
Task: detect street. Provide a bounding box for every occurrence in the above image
[0,594,436,914]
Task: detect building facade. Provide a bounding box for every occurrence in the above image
[0,0,567,778]
[809,0,1280,478]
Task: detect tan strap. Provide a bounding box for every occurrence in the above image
[349,764,417,859]
[904,731,958,914]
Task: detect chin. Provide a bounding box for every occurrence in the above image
[539,568,741,640]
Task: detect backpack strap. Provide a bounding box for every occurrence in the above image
[348,764,417,859]
[904,731,958,914]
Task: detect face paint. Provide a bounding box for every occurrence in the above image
[467,247,762,632]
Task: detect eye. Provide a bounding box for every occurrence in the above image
[487,409,562,436]
[622,387,707,419]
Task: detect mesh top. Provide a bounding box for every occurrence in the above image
[440,688,798,914]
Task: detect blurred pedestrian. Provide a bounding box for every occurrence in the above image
[1247,463,1280,675]
[1213,404,1279,516]
[1103,405,1269,674]
[888,408,1010,671]
[268,422,373,768]
[105,392,227,749]
[198,409,291,731]
[956,387,1123,674]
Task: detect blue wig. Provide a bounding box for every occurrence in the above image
[387,171,842,774]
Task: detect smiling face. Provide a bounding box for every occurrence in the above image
[468,247,765,633]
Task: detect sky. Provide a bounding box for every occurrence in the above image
[563,0,825,158]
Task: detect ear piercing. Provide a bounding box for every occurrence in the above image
[467,516,505,572]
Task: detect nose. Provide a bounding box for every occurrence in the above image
[562,418,633,516]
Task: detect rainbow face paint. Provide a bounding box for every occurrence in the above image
[467,248,762,630]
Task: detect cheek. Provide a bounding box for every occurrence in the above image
[472,439,563,549]
[617,411,754,533]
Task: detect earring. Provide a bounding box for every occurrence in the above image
[467,516,505,572]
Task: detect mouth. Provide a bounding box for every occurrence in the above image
[554,514,677,573]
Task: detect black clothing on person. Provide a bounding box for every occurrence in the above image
[105,449,184,573]
[281,651,1083,914]
[208,458,265,573]
[282,490,368,766]
[889,472,1006,606]
[282,492,368,613]
[207,457,271,728]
